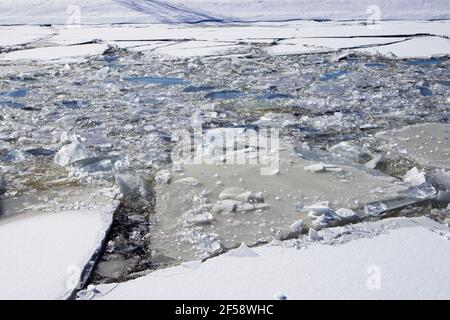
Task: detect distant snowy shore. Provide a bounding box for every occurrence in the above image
[0,0,449,25]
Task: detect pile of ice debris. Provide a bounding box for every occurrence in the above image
[1,44,449,288]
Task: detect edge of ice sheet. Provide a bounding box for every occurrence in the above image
[90,216,450,300]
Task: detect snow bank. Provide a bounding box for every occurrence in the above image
[92,217,450,300]
[0,0,448,25]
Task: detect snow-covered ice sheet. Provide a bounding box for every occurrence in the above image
[47,21,450,45]
[0,43,109,62]
[92,217,450,300]
[2,20,448,60]
[152,40,247,58]
[0,0,218,25]
[0,26,54,47]
[0,210,111,299]
[166,0,450,22]
[267,36,408,56]
[357,36,450,59]
[0,188,118,300]
[0,0,449,25]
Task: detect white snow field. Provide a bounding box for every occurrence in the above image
[90,217,450,300]
[0,188,118,299]
[0,0,449,25]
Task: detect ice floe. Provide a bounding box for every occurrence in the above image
[357,36,450,59]
[0,44,109,62]
[89,217,450,300]
[149,136,411,261]
[376,123,450,169]
[0,187,118,299]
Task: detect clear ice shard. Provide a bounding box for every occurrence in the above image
[54,139,92,167]
[364,202,388,216]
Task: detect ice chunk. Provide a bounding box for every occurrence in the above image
[4,88,28,97]
[236,203,256,212]
[236,202,268,212]
[115,173,153,199]
[290,219,304,233]
[364,202,388,216]
[330,141,364,162]
[430,170,450,191]
[255,112,297,128]
[312,213,342,230]
[95,66,110,78]
[212,200,242,213]
[304,163,342,173]
[400,183,437,199]
[436,191,450,203]
[219,187,243,200]
[25,147,55,157]
[365,154,384,170]
[418,86,433,97]
[184,85,216,93]
[77,289,96,300]
[155,170,172,185]
[304,163,326,173]
[225,243,258,258]
[236,191,257,202]
[54,139,92,166]
[57,100,89,109]
[403,167,426,186]
[174,177,199,186]
[124,76,186,86]
[304,204,336,219]
[336,208,359,222]
[320,70,349,81]
[308,228,319,241]
[205,90,244,100]
[3,149,26,162]
[186,212,214,226]
[0,100,26,109]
